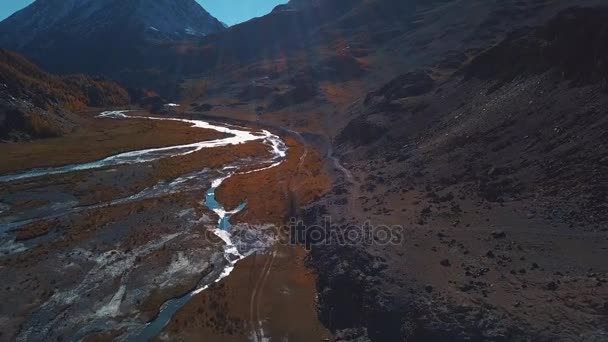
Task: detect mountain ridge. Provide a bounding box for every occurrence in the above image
[0,0,226,73]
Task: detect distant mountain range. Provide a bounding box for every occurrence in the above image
[0,0,226,73]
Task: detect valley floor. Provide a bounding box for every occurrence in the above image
[0,110,332,341]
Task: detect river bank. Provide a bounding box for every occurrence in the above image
[157,244,332,342]
[0,110,332,341]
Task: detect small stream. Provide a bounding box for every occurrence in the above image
[0,110,288,341]
[133,175,247,341]
[131,116,287,340]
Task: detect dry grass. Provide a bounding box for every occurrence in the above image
[148,141,271,182]
[14,220,53,241]
[1,194,201,268]
[320,80,364,109]
[20,111,65,138]
[0,117,227,174]
[217,136,331,225]
[159,245,332,341]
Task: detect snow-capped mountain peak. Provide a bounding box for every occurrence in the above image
[0,0,226,49]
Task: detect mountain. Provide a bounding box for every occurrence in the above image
[303,4,608,341]
[0,0,226,74]
[0,48,129,141]
[2,0,608,339]
[150,0,606,109]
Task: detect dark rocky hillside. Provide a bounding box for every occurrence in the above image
[156,0,606,114]
[465,6,608,87]
[307,6,608,341]
[0,49,129,141]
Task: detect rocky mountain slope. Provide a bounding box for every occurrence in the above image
[130,0,600,135]
[0,49,129,141]
[0,0,226,74]
[304,5,608,341]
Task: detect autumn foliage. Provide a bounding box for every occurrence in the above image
[0,49,130,140]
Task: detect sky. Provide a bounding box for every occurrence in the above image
[0,0,288,26]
